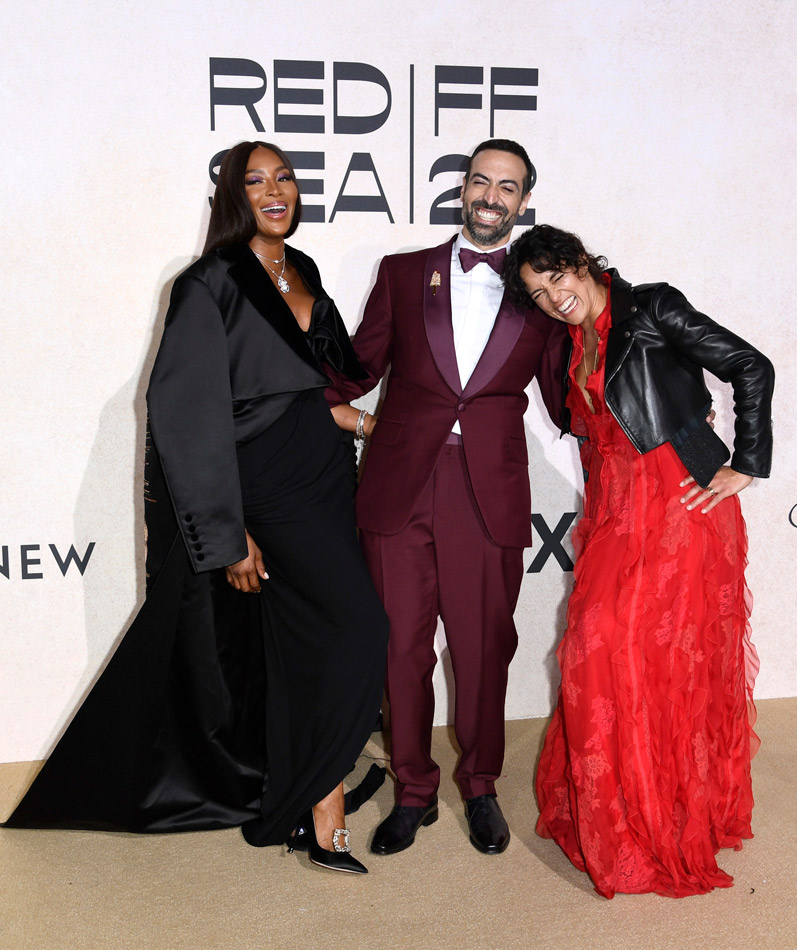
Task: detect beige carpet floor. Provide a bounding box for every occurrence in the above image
[1,697,794,950]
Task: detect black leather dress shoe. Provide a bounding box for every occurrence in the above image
[465,794,510,854]
[370,798,439,855]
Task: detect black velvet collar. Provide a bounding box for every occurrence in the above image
[223,244,326,375]
[218,243,366,380]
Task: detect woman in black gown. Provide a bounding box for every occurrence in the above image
[5,142,388,874]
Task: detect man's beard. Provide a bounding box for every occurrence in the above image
[462,199,517,247]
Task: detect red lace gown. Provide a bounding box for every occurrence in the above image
[535,290,759,899]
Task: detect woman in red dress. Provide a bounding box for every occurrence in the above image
[504,225,774,898]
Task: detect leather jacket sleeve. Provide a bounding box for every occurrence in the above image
[645,284,774,477]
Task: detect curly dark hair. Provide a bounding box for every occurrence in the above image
[503,224,608,308]
[203,141,302,255]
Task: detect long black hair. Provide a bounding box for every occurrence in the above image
[503,224,607,308]
[203,141,303,255]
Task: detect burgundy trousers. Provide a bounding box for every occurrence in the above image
[360,442,524,805]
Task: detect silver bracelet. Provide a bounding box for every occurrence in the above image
[355,409,367,443]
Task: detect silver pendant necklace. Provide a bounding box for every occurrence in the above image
[252,249,290,293]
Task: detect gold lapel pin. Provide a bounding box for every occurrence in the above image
[430,271,441,295]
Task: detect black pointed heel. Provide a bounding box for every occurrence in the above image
[286,811,312,854]
[306,813,368,874]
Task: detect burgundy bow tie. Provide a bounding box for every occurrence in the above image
[458,246,507,274]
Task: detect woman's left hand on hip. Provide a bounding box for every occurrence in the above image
[680,467,754,513]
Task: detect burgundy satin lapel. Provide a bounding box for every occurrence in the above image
[462,294,525,397]
[423,238,461,395]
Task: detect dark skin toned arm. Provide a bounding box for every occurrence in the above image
[226,530,269,591]
[329,403,377,437]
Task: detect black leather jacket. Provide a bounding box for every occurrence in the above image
[562,269,774,481]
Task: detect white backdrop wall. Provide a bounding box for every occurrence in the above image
[2,0,795,763]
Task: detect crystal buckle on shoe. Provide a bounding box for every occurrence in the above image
[332,828,351,853]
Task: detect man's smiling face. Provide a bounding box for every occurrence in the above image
[460,149,530,250]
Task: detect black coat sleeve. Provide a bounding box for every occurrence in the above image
[147,273,248,573]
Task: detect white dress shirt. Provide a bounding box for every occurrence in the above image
[449,232,509,434]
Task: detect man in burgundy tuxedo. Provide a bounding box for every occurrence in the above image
[328,140,568,855]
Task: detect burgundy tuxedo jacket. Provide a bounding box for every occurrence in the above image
[327,237,569,549]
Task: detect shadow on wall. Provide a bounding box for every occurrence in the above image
[37,258,193,755]
[522,384,582,713]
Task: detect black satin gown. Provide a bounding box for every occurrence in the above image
[5,303,388,846]
[239,388,388,845]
